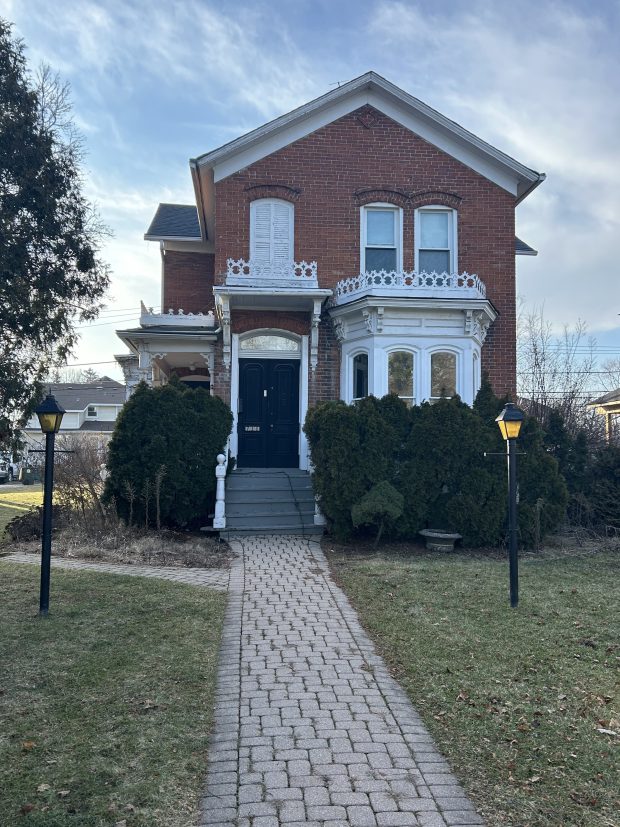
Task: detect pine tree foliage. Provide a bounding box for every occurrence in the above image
[103,381,233,528]
[0,20,110,430]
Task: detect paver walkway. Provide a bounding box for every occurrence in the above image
[200,535,484,827]
[2,551,230,591]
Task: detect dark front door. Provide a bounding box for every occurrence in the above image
[238,359,300,468]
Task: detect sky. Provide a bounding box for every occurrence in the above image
[2,0,619,385]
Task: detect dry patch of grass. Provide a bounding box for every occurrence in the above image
[0,562,226,826]
[327,541,619,827]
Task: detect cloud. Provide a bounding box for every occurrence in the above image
[366,0,620,334]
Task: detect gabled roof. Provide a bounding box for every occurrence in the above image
[43,380,126,410]
[589,388,620,407]
[144,203,201,241]
[192,71,545,202]
[515,236,537,256]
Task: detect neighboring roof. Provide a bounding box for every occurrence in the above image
[144,203,201,241]
[192,71,545,202]
[589,388,620,407]
[79,421,116,432]
[43,380,126,410]
[515,236,538,256]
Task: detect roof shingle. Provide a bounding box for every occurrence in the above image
[145,204,201,240]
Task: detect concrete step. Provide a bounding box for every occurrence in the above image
[226,513,317,530]
[227,502,315,517]
[222,526,324,539]
[226,489,315,505]
[227,478,313,493]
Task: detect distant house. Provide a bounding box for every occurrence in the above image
[588,389,620,442]
[23,378,125,450]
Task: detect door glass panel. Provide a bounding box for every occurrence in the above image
[388,351,414,405]
[353,353,368,400]
[365,247,397,272]
[419,249,450,274]
[431,352,457,397]
[240,335,300,352]
[420,211,449,248]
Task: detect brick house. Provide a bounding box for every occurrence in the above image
[116,72,543,482]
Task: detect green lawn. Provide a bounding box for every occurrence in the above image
[0,485,43,537]
[328,544,620,827]
[0,563,226,826]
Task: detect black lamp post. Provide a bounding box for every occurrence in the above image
[495,402,525,608]
[34,394,65,616]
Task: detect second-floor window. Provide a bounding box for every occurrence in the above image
[87,406,97,417]
[415,207,457,274]
[361,204,402,273]
[250,199,294,265]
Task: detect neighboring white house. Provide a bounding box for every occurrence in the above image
[22,379,126,451]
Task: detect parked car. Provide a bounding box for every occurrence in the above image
[0,455,20,482]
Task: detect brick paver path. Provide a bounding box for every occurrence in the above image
[2,551,230,591]
[200,535,484,827]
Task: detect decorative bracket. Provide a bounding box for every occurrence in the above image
[217,295,232,369]
[200,350,215,377]
[310,299,322,371]
[333,317,346,343]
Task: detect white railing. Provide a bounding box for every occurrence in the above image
[334,270,486,304]
[213,453,227,529]
[226,258,318,287]
[140,302,216,328]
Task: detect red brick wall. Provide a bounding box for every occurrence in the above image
[162,251,215,315]
[213,106,517,398]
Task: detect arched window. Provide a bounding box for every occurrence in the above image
[415,207,458,273]
[250,199,294,265]
[352,353,369,400]
[388,351,415,407]
[431,352,457,398]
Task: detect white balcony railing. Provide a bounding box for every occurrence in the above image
[139,302,216,328]
[226,258,318,288]
[334,270,486,305]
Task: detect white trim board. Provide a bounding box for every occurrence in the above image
[194,72,543,200]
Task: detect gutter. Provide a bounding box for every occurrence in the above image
[190,159,209,242]
[516,172,546,205]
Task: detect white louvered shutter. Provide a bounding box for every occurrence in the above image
[272,201,293,264]
[250,200,293,265]
[251,201,272,264]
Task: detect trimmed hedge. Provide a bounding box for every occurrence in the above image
[103,380,232,528]
[305,386,568,548]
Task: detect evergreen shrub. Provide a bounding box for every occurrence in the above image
[103,380,232,528]
[351,481,404,547]
[398,397,506,546]
[304,396,411,539]
[305,382,569,548]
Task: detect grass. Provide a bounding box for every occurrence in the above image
[0,485,43,536]
[327,542,620,827]
[0,563,227,826]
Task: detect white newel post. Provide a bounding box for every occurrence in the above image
[213,454,227,529]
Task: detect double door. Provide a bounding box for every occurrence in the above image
[238,359,300,468]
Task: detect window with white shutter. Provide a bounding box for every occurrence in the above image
[250,199,294,265]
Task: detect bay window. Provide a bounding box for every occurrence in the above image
[430,352,457,398]
[388,351,415,407]
[352,353,369,400]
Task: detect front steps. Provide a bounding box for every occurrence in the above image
[221,468,324,539]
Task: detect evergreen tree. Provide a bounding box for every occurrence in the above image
[0,20,110,430]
